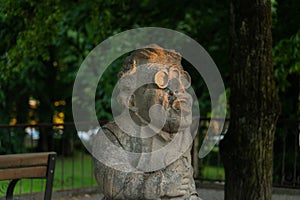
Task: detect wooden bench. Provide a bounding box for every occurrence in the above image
[0,152,56,200]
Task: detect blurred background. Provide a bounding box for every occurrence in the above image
[0,0,299,197]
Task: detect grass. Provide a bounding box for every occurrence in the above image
[0,152,97,196]
[202,166,225,181]
[0,152,225,197]
[198,147,225,181]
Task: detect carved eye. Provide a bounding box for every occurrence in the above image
[169,67,180,79]
[154,70,169,89]
[181,71,191,89]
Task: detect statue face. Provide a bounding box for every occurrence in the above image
[133,66,192,133]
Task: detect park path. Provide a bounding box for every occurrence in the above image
[54,188,300,200]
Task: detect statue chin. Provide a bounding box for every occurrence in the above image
[161,96,192,133]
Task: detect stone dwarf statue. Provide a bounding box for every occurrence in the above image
[93,45,202,200]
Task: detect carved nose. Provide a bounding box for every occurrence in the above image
[169,78,185,94]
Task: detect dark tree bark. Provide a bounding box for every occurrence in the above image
[37,47,57,152]
[219,0,280,200]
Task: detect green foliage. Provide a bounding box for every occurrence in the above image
[0,0,232,125]
[274,31,300,91]
[0,0,298,125]
[0,129,26,154]
[272,0,300,119]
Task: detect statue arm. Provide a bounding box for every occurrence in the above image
[93,128,145,199]
[145,153,200,199]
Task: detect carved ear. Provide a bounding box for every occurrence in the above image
[154,70,168,89]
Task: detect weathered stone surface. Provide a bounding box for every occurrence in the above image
[93,45,202,200]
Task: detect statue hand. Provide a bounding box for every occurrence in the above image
[144,170,190,199]
[190,195,202,200]
[161,170,190,197]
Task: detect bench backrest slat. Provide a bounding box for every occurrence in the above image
[0,152,56,168]
[0,166,47,180]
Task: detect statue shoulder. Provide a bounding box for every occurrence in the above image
[102,120,141,153]
[102,121,120,134]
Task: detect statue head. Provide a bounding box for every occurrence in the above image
[117,45,193,133]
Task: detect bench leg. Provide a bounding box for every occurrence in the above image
[6,179,19,200]
[44,154,56,200]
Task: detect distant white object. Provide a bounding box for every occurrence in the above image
[78,127,100,142]
[25,127,40,140]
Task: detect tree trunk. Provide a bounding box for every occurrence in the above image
[219,0,280,200]
[62,97,75,156]
[37,50,56,152]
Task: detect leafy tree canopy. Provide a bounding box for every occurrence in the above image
[0,0,298,124]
